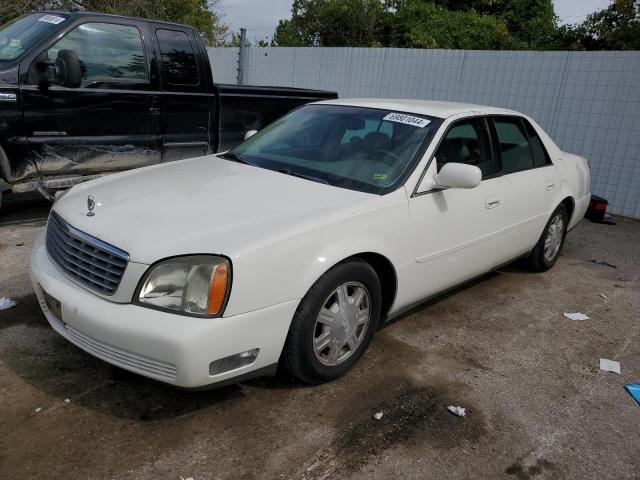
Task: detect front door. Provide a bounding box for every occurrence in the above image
[21,20,161,177]
[405,117,507,304]
[154,27,211,162]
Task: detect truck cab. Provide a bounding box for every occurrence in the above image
[0,11,336,207]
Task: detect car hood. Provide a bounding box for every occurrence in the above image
[53,155,376,264]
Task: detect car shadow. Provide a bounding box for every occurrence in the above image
[1,295,246,421]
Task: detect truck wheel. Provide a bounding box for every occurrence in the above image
[528,204,568,272]
[282,259,381,384]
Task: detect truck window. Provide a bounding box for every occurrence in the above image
[46,22,148,86]
[156,29,199,86]
[0,13,68,62]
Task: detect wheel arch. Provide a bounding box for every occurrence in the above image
[560,196,575,224]
[338,252,398,319]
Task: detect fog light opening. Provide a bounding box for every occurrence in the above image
[209,348,259,376]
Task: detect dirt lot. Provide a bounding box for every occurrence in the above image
[0,192,639,480]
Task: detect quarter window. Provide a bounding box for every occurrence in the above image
[156,29,199,86]
[523,120,551,167]
[435,118,492,177]
[493,117,535,173]
[46,23,148,86]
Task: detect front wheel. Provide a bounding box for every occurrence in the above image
[281,259,382,384]
[528,204,568,272]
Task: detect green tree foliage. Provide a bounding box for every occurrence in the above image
[0,0,228,46]
[388,1,522,49]
[582,0,640,50]
[273,0,387,47]
[273,0,640,50]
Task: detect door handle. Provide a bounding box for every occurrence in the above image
[148,96,161,115]
[485,196,501,209]
[546,181,555,191]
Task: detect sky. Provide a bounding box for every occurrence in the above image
[218,0,614,41]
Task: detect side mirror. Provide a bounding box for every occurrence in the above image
[55,49,82,88]
[244,129,258,140]
[435,163,482,189]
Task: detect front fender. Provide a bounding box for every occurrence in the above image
[224,190,412,317]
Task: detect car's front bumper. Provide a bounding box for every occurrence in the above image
[29,232,299,388]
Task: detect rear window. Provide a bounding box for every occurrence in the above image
[523,120,551,167]
[493,117,535,174]
[156,29,199,86]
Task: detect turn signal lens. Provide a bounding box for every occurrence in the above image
[207,262,228,315]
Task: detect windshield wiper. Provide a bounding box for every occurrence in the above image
[219,151,252,165]
[278,168,331,185]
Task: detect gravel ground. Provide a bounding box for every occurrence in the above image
[0,192,638,480]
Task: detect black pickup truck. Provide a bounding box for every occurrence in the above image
[0,11,336,207]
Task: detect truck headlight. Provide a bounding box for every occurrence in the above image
[135,255,230,317]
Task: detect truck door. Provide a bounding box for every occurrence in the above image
[20,20,162,176]
[154,27,212,162]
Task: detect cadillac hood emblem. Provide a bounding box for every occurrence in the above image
[87,195,96,217]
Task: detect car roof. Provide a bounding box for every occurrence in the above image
[33,10,194,29]
[314,98,521,119]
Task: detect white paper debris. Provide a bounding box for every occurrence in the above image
[373,412,383,420]
[599,293,607,299]
[599,358,620,374]
[64,398,71,403]
[563,312,590,321]
[0,297,16,310]
[447,405,466,417]
[34,407,42,413]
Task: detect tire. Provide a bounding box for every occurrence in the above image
[281,259,382,384]
[528,204,568,272]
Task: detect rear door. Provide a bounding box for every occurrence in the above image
[488,116,559,261]
[20,19,162,176]
[154,26,212,162]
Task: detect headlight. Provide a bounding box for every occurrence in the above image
[135,255,231,317]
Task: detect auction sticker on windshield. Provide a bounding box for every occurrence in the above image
[383,113,431,128]
[38,15,66,24]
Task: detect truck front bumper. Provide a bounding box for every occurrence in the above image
[29,232,298,388]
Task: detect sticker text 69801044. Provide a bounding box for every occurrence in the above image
[383,113,431,128]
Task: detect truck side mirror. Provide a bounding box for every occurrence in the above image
[244,130,258,140]
[55,49,82,88]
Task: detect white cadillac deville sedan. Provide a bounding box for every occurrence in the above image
[30,99,591,388]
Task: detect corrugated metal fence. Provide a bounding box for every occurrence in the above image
[208,47,640,218]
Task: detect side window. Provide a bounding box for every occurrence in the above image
[156,29,199,86]
[523,120,551,167]
[46,23,148,86]
[493,117,534,173]
[435,118,492,177]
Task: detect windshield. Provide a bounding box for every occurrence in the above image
[229,104,442,194]
[0,13,68,62]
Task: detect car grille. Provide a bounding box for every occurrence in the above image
[46,212,129,295]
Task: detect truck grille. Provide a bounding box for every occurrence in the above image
[46,212,129,295]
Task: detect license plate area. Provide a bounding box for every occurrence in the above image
[43,289,63,322]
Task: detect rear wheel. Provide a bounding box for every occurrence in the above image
[282,259,381,384]
[528,204,568,272]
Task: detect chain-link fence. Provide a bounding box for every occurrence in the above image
[208,47,640,218]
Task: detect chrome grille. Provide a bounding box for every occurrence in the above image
[46,212,129,295]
